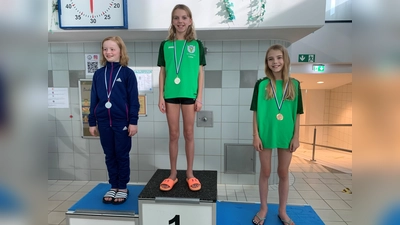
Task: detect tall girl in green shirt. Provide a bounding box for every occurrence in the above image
[157,4,206,192]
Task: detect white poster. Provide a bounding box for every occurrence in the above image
[133,69,153,92]
[48,88,69,108]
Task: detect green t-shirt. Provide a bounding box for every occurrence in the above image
[157,39,206,99]
[250,77,304,149]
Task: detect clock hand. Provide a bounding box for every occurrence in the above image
[90,0,94,15]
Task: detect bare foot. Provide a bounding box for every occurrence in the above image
[252,209,267,225]
[114,189,128,203]
[160,172,177,190]
[186,171,201,190]
[278,213,295,225]
[103,188,117,203]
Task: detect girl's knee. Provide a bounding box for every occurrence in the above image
[169,131,180,141]
[260,168,271,178]
[277,169,289,179]
[183,130,194,141]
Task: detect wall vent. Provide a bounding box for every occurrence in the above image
[224,143,256,174]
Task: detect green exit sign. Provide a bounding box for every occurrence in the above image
[298,54,315,62]
[312,65,325,72]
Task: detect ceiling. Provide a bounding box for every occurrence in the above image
[291,73,352,89]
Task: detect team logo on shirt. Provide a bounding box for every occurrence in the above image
[187,45,196,53]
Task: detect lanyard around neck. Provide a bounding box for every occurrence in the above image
[104,65,122,99]
[173,40,187,74]
[270,80,289,111]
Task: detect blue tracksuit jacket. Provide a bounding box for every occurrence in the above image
[88,62,139,127]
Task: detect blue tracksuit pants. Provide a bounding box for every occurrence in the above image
[98,124,131,189]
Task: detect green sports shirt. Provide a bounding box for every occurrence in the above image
[250,77,304,149]
[157,39,206,99]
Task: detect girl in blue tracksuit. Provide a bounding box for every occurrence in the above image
[88,36,140,205]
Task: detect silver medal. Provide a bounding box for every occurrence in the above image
[105,101,112,109]
[174,77,181,84]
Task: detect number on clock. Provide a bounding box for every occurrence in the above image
[57,0,128,29]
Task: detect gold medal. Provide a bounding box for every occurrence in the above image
[270,81,289,121]
[174,77,181,84]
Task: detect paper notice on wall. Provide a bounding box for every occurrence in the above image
[48,88,69,108]
[134,69,153,91]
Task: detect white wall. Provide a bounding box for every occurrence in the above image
[289,23,352,63]
[301,90,327,145]
[49,0,325,31]
[128,0,325,28]
[305,90,326,124]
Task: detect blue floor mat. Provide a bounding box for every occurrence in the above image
[217,201,324,225]
[0,184,23,214]
[68,183,145,214]
[67,183,324,224]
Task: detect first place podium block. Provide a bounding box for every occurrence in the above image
[138,169,217,225]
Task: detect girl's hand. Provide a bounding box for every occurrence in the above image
[158,98,166,114]
[253,135,263,152]
[195,100,202,112]
[128,124,138,137]
[89,126,97,136]
[289,137,299,152]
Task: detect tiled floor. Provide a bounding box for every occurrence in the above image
[294,147,352,174]
[48,148,352,225]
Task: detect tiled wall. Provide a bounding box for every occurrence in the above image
[48,40,291,184]
[322,83,352,151]
[300,84,352,152]
[300,89,326,149]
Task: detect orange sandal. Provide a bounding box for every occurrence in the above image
[159,178,178,191]
[186,177,201,191]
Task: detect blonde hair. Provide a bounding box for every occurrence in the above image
[167,4,196,42]
[100,36,129,67]
[264,44,295,100]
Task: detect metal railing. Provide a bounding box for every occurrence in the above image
[299,124,352,161]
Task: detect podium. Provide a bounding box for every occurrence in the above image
[64,170,324,225]
[138,169,218,225]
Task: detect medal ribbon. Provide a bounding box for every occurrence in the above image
[173,40,187,75]
[270,80,289,111]
[104,66,122,100]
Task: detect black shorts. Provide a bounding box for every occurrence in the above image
[164,98,196,105]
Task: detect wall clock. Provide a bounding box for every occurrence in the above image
[57,0,128,29]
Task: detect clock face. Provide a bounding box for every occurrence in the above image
[58,0,128,29]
